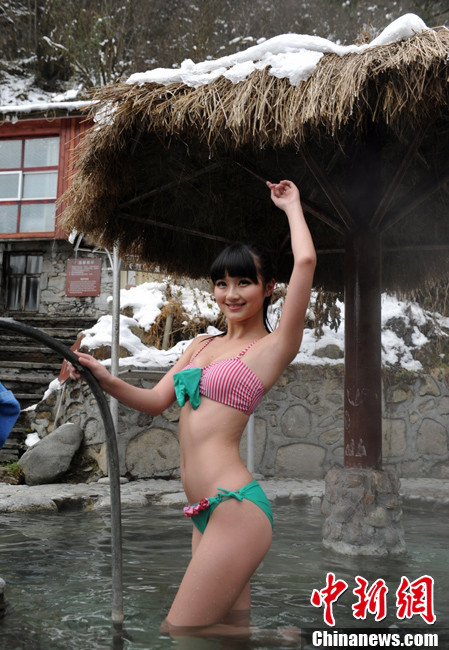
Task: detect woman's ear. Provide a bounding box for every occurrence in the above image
[264,278,275,297]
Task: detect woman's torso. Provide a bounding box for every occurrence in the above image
[178,398,253,503]
[177,336,268,503]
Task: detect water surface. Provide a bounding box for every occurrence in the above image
[0,500,447,649]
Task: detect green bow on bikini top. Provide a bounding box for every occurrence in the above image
[173,367,202,409]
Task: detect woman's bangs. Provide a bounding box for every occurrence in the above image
[211,244,259,283]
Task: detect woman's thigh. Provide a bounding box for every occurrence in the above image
[192,524,252,612]
[166,498,272,628]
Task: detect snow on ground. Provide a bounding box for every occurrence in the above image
[0,70,56,106]
[76,280,447,374]
[0,70,88,112]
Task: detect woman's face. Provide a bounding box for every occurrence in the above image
[213,273,273,324]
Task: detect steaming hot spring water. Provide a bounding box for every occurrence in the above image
[0,500,447,649]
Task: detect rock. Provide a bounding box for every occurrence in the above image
[383,418,407,458]
[275,443,326,478]
[417,419,447,456]
[281,405,310,438]
[0,494,58,512]
[419,375,441,397]
[18,423,83,486]
[126,428,179,478]
[313,344,344,359]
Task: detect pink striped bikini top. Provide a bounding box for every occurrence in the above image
[173,337,265,415]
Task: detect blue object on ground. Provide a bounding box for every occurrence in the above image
[0,382,21,449]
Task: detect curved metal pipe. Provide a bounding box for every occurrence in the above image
[0,317,123,627]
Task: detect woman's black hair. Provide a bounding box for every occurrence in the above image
[210,242,276,332]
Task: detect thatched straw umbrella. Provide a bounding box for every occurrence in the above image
[62,15,449,552]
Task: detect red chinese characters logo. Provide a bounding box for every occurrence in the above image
[311,573,436,626]
[352,576,388,622]
[396,575,436,624]
[310,572,349,626]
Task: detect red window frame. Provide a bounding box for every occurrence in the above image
[0,117,89,240]
[0,135,60,236]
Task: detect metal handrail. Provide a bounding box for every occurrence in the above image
[0,317,123,627]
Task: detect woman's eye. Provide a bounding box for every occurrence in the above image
[215,280,226,287]
[239,279,251,286]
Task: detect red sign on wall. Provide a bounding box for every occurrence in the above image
[66,258,102,297]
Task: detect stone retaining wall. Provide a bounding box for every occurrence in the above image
[29,364,449,480]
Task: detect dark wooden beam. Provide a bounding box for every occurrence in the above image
[229,156,345,233]
[370,130,427,230]
[381,167,449,232]
[302,198,345,234]
[117,212,232,243]
[119,162,223,209]
[301,147,356,231]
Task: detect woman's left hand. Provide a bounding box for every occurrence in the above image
[266,180,300,210]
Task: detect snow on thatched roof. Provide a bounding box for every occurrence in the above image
[60,15,449,289]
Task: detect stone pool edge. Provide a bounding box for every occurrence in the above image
[0,477,449,513]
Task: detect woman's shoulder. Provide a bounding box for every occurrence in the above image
[192,333,217,347]
[186,333,218,357]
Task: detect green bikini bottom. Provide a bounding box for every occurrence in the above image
[184,479,273,533]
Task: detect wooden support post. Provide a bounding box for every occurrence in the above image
[344,228,382,469]
[322,129,405,556]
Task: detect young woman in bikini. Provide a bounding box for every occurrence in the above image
[69,179,316,633]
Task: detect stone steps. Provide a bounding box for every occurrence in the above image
[0,345,63,364]
[0,328,88,350]
[0,314,96,329]
[0,314,97,461]
[0,370,61,383]
[0,360,61,371]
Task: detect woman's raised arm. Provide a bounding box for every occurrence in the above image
[267,180,316,361]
